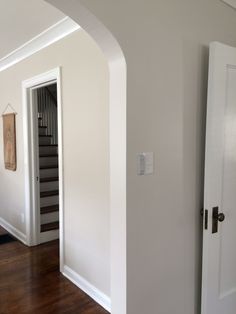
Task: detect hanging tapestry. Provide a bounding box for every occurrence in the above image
[3,113,17,171]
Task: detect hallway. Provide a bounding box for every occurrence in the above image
[0,227,108,314]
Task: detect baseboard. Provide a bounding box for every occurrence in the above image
[63,265,111,312]
[0,217,27,244]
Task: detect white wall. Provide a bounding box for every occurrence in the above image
[0,30,110,297]
[47,0,236,313]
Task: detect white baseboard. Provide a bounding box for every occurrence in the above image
[63,265,111,312]
[0,217,27,244]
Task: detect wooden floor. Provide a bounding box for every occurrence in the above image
[0,227,108,314]
[0,226,6,235]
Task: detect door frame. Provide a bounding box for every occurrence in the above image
[201,42,236,314]
[22,67,64,270]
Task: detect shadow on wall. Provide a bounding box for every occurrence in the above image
[182,41,209,313]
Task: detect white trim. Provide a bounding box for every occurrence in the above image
[0,17,80,72]
[56,68,64,272]
[63,265,111,312]
[221,0,236,9]
[22,68,64,273]
[0,217,27,244]
[46,2,127,313]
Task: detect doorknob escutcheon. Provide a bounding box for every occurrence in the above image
[212,207,225,234]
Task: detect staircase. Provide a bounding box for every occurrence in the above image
[38,116,59,243]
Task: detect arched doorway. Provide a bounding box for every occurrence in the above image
[45,1,127,314]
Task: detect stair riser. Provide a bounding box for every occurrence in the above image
[39,137,51,145]
[40,156,58,167]
[41,211,59,224]
[40,168,58,178]
[40,195,59,207]
[40,229,59,243]
[40,181,59,192]
[39,146,58,155]
[39,128,47,136]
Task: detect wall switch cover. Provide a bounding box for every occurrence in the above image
[137,152,154,175]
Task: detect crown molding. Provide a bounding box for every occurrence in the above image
[0,17,80,72]
[221,0,236,9]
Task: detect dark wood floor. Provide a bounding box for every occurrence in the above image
[0,227,108,314]
[0,226,6,235]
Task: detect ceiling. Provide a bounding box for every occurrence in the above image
[0,0,65,59]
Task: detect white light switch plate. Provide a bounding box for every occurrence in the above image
[137,152,154,175]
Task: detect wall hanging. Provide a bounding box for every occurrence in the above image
[2,104,17,171]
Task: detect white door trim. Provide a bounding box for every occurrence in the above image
[22,67,64,270]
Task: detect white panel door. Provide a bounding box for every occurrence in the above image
[202,42,236,314]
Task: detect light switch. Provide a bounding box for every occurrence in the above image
[137,152,154,175]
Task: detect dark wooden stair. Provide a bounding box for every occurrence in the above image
[38,112,59,240]
[40,165,58,170]
[40,190,59,198]
[39,135,52,137]
[41,205,59,214]
[40,177,59,183]
[39,144,58,147]
[41,221,59,232]
[39,154,58,158]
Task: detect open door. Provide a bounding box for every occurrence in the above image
[202,42,236,314]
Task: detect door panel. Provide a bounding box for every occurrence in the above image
[220,67,236,300]
[202,42,236,314]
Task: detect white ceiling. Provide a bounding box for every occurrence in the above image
[0,0,65,59]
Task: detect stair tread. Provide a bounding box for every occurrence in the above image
[40,190,59,198]
[39,135,52,137]
[39,154,58,158]
[41,221,59,232]
[40,176,59,183]
[40,165,58,170]
[39,144,58,147]
[41,205,59,214]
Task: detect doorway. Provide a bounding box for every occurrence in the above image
[37,83,59,243]
[23,68,64,269]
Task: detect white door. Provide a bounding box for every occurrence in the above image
[202,42,236,314]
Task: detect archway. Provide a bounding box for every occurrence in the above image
[44,1,127,314]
